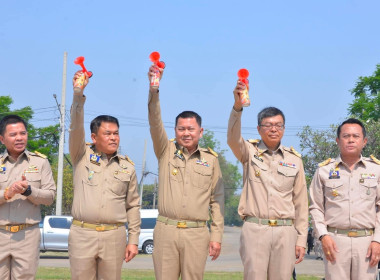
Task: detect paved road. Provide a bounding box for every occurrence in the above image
[39,226,325,277]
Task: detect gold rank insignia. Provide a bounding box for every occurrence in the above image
[255,170,260,177]
[125,155,135,166]
[90,154,101,165]
[290,147,302,158]
[332,189,339,197]
[319,158,331,167]
[207,147,218,158]
[370,155,380,165]
[248,139,260,144]
[34,151,47,159]
[172,168,178,175]
[114,170,130,175]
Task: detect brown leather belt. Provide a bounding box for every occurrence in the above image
[0,224,35,233]
[72,219,125,232]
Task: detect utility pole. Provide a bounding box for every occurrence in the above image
[153,177,157,209]
[56,51,67,216]
[138,140,147,207]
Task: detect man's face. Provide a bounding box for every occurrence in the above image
[91,122,120,155]
[175,117,203,152]
[0,122,28,157]
[257,115,285,149]
[336,123,367,158]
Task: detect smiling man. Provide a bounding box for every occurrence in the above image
[309,118,380,280]
[227,80,308,280]
[68,71,141,280]
[0,115,56,280]
[147,65,224,280]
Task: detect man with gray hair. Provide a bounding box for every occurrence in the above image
[227,80,308,279]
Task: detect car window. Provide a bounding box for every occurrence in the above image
[125,218,157,230]
[141,218,157,229]
[48,218,72,229]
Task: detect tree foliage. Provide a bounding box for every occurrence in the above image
[349,64,380,121]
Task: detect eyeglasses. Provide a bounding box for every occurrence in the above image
[259,123,285,131]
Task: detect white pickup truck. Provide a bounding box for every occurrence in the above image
[39,210,157,254]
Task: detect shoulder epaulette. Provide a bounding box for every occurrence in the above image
[86,142,93,146]
[125,155,135,165]
[33,151,47,159]
[207,147,218,158]
[170,138,176,142]
[290,146,302,158]
[370,155,380,165]
[248,139,260,144]
[318,158,331,167]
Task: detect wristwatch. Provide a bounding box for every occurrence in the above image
[319,234,327,241]
[22,185,32,197]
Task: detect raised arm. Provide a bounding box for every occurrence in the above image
[69,71,89,165]
[147,65,168,159]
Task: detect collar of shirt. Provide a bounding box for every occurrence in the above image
[257,141,284,156]
[1,149,29,164]
[336,154,366,169]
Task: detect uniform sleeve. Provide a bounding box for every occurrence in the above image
[125,169,141,245]
[292,159,309,248]
[227,107,250,164]
[69,95,87,165]
[148,88,168,159]
[209,158,225,243]
[373,173,380,243]
[309,168,328,239]
[27,158,56,205]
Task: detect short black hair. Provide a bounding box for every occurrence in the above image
[175,111,202,127]
[0,115,28,136]
[90,115,119,134]
[337,118,366,138]
[257,107,285,126]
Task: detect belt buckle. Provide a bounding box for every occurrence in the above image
[177,221,187,228]
[348,230,358,237]
[268,219,277,226]
[95,225,106,231]
[10,225,20,233]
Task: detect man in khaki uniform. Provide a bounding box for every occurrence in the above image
[69,71,141,280]
[309,118,380,280]
[0,115,56,279]
[227,80,308,279]
[147,65,224,280]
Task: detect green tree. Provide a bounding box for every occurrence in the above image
[199,130,243,226]
[349,64,380,121]
[141,183,158,209]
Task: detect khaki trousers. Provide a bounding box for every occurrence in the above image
[153,221,210,280]
[68,224,126,280]
[240,221,297,280]
[324,234,377,280]
[0,225,40,280]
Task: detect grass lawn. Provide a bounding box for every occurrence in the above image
[36,267,323,280]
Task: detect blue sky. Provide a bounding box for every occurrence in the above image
[1,0,379,183]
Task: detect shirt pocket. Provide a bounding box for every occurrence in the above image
[324,180,345,201]
[83,164,101,187]
[25,173,41,189]
[277,165,298,192]
[193,164,213,190]
[111,171,130,196]
[359,180,377,200]
[0,173,9,188]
